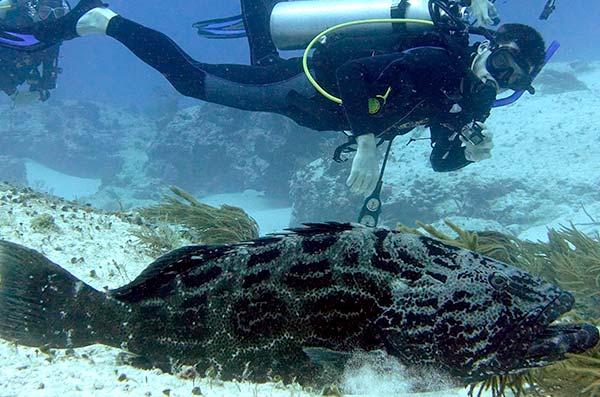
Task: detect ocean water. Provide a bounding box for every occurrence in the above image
[1,0,600,396]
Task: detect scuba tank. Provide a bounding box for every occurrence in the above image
[270,0,470,51]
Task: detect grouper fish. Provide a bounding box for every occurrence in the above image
[0,223,597,387]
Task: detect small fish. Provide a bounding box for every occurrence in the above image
[0,223,597,387]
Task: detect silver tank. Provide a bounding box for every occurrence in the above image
[270,0,435,50]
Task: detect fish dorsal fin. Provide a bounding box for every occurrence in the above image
[282,222,358,237]
[110,244,236,303]
[111,223,360,303]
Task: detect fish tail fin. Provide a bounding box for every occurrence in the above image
[0,240,128,349]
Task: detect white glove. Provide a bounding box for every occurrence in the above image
[460,122,493,162]
[346,133,380,196]
[10,90,41,107]
[469,0,499,26]
[76,7,118,36]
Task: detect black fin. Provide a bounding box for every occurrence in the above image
[284,222,359,237]
[110,244,236,302]
[193,14,247,39]
[111,224,361,303]
[0,240,126,348]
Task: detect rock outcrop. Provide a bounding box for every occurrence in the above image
[145,103,332,199]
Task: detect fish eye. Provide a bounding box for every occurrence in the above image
[489,272,509,289]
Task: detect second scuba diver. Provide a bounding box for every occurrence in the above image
[0,0,67,104]
[0,0,547,196]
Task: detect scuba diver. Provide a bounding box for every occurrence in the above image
[0,0,547,197]
[0,0,66,104]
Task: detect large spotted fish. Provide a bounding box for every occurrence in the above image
[0,223,597,387]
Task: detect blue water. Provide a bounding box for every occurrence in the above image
[54,0,599,108]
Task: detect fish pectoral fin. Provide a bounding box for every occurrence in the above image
[302,347,352,369]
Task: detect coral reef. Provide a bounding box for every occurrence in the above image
[145,103,332,199]
[536,69,589,95]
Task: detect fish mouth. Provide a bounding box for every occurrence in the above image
[523,292,599,365]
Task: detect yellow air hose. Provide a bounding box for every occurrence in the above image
[302,18,434,104]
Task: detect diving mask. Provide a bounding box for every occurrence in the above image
[37,1,69,20]
[486,46,535,94]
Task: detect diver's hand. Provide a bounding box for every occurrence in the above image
[346,133,380,196]
[470,0,499,26]
[10,90,40,107]
[460,122,493,162]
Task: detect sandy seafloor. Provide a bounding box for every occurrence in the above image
[2,62,600,397]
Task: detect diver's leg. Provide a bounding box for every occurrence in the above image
[240,0,282,66]
[88,14,314,114]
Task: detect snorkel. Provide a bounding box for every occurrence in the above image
[492,40,560,107]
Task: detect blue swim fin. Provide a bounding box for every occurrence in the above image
[0,29,42,50]
[193,14,247,39]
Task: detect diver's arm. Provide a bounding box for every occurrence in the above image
[428,66,496,171]
[336,53,413,195]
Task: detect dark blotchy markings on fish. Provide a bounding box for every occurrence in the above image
[0,222,598,388]
[283,259,333,290]
[302,235,338,254]
[246,247,281,268]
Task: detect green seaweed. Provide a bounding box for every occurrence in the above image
[397,219,522,262]
[131,222,185,257]
[30,213,59,233]
[138,186,259,245]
